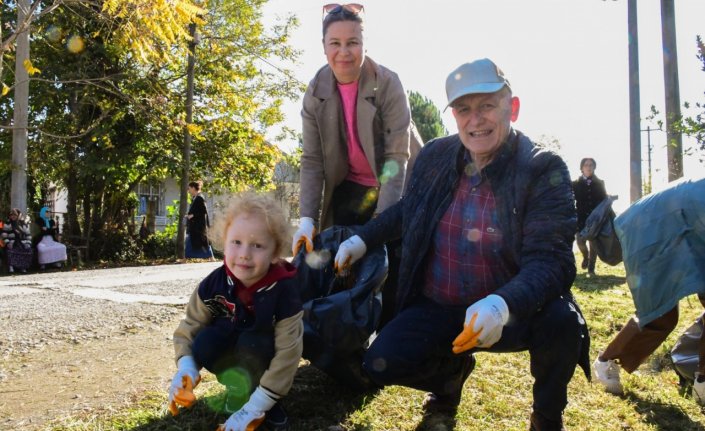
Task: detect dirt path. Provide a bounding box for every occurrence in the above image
[1,315,180,430]
[0,262,221,430]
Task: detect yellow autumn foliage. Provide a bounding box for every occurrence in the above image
[23,58,41,75]
[102,0,206,65]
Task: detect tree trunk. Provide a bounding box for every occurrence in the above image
[177,22,197,259]
[11,0,31,212]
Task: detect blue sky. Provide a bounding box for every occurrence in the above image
[262,0,705,212]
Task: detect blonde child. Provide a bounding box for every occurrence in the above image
[169,192,303,431]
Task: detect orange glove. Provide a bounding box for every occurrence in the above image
[292,217,316,255]
[215,417,265,431]
[452,312,481,354]
[333,235,367,274]
[168,356,201,416]
[169,374,200,415]
[452,294,509,353]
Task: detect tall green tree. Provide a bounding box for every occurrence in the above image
[648,36,705,166]
[679,35,705,163]
[408,90,447,143]
[0,0,300,259]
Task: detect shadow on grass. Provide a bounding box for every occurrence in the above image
[625,391,705,431]
[128,400,225,431]
[126,387,257,431]
[125,364,380,430]
[572,273,626,293]
[286,363,381,429]
[415,412,457,430]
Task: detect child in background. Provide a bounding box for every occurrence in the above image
[169,192,303,431]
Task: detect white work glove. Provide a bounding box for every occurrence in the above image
[333,235,367,273]
[292,217,316,255]
[168,356,201,415]
[452,294,509,353]
[219,386,276,431]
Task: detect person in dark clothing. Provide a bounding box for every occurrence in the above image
[3,208,33,273]
[571,158,607,276]
[334,58,590,431]
[186,180,214,259]
[139,216,150,241]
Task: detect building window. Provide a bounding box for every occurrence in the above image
[136,182,165,216]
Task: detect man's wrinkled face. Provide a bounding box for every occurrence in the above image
[451,89,519,161]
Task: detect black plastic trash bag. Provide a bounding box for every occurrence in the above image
[293,225,387,390]
[579,195,622,266]
[671,313,705,385]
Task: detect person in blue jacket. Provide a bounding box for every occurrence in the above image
[334,58,590,430]
[594,177,705,402]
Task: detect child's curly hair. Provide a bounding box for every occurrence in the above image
[210,192,291,258]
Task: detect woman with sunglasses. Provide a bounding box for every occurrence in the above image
[292,4,421,391]
[294,3,421,254]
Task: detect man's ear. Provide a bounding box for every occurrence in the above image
[510,97,520,122]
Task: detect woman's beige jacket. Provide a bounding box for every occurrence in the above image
[300,56,422,230]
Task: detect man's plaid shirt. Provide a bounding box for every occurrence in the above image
[422,160,508,305]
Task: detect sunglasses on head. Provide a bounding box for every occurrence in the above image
[322,3,364,19]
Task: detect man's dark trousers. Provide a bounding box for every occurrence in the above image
[362,295,584,421]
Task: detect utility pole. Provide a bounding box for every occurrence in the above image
[627,0,642,203]
[640,126,662,194]
[177,22,197,259]
[11,0,30,212]
[660,0,683,181]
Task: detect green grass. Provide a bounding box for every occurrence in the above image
[45,256,705,430]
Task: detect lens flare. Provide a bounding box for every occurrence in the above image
[549,170,563,186]
[359,188,379,213]
[371,356,387,372]
[464,162,479,177]
[305,249,332,269]
[466,228,482,242]
[66,36,85,54]
[379,160,400,185]
[46,26,62,43]
[207,367,253,413]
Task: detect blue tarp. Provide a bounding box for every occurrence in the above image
[614,176,705,327]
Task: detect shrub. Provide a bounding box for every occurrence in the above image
[142,231,176,259]
[96,229,143,262]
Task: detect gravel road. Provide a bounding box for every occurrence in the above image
[0,261,221,430]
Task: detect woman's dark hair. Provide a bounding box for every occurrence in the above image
[322,7,364,37]
[188,180,203,191]
[580,158,596,169]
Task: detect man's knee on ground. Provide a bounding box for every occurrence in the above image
[362,348,394,386]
